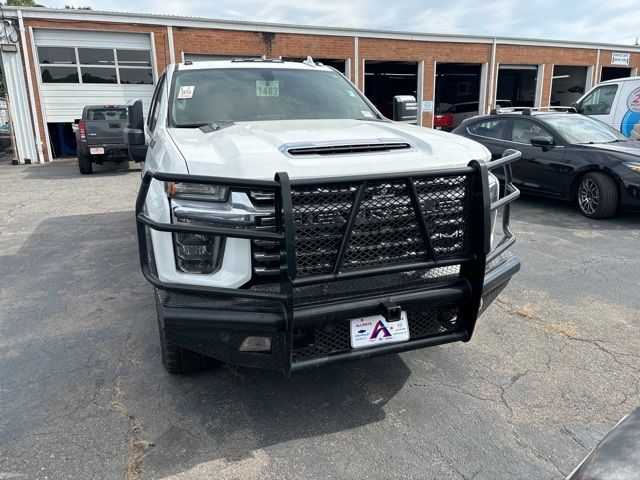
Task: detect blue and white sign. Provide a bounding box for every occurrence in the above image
[611,52,631,66]
[421,100,433,113]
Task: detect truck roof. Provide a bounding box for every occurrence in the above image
[599,75,640,84]
[177,58,335,72]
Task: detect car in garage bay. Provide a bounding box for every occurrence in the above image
[452,110,640,218]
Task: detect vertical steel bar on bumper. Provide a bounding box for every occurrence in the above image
[487,149,521,263]
[135,151,521,373]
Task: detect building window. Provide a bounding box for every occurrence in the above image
[116,49,151,67]
[78,48,115,65]
[38,46,76,65]
[37,46,154,85]
[119,68,153,85]
[81,67,118,84]
[40,66,79,83]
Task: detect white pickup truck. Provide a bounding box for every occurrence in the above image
[126,58,521,375]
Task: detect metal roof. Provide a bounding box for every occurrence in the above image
[3,5,640,52]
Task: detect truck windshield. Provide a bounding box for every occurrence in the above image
[87,108,127,121]
[170,67,380,127]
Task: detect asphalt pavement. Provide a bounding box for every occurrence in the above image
[1,159,639,480]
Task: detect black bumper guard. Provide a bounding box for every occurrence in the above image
[135,151,521,372]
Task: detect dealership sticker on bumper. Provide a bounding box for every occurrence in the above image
[90,147,105,155]
[350,312,409,349]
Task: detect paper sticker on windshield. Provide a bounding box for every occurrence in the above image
[178,86,194,99]
[362,111,374,118]
[256,80,279,97]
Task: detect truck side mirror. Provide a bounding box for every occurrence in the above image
[393,95,418,124]
[124,99,148,162]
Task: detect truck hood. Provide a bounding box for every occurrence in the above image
[168,119,490,180]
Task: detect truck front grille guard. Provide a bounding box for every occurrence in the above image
[135,151,520,365]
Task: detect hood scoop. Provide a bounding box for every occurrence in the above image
[283,140,413,156]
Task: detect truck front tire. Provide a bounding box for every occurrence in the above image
[78,152,93,175]
[154,289,213,375]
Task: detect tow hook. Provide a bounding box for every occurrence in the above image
[379,299,402,322]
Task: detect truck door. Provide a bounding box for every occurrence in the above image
[576,83,620,130]
[618,80,640,138]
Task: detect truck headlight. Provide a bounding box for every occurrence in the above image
[168,192,272,274]
[173,231,224,274]
[166,182,229,202]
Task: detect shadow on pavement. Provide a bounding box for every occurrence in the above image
[19,157,140,180]
[512,193,640,230]
[0,209,411,477]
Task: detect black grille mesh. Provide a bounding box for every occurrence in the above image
[342,181,423,270]
[290,185,354,276]
[415,176,473,256]
[291,305,460,362]
[290,175,473,277]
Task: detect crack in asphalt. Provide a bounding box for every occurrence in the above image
[560,425,589,451]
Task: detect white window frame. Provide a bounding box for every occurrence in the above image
[37,46,154,85]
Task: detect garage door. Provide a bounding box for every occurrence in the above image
[34,29,156,122]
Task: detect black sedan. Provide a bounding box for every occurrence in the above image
[452,112,640,218]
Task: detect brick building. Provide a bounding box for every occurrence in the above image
[0,6,638,163]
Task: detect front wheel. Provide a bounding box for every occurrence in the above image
[577,172,617,219]
[77,152,93,174]
[155,289,214,375]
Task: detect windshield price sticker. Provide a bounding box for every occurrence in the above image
[256,80,279,97]
[178,86,195,99]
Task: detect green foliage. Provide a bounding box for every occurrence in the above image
[6,0,38,6]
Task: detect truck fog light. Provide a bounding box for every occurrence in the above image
[239,336,272,353]
[173,232,223,274]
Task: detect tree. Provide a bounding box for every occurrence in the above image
[6,0,38,6]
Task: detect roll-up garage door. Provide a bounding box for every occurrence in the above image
[33,29,156,122]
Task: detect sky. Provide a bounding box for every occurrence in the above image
[40,0,640,46]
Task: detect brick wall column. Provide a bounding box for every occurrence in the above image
[541,63,554,107]
[422,60,434,127]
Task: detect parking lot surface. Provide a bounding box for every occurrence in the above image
[1,159,639,480]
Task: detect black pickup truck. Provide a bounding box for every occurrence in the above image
[75,105,132,174]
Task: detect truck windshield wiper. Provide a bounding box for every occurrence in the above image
[359,117,388,122]
[174,121,235,132]
[175,123,208,128]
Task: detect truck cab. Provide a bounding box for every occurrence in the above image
[126,58,521,375]
[574,76,640,139]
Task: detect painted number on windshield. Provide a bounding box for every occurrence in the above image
[256,80,279,97]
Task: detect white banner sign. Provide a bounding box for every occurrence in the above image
[611,52,631,66]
